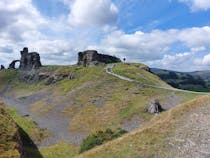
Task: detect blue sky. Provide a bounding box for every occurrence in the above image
[1,0,210,71]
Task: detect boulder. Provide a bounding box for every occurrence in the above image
[78,50,121,67]
[145,100,164,114]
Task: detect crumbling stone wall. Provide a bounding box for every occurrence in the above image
[19,47,42,70]
[8,60,20,69]
[1,65,5,70]
[78,50,121,67]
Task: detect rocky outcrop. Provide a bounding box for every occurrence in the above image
[19,47,42,70]
[78,50,121,67]
[18,71,49,83]
[145,100,165,114]
[1,65,5,70]
[18,70,74,85]
[45,73,74,85]
[8,60,20,69]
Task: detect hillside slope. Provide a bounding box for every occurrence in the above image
[0,102,22,158]
[77,94,210,158]
[0,63,203,157]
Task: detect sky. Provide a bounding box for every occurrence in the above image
[1,0,210,71]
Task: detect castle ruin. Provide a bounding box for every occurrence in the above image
[78,50,121,67]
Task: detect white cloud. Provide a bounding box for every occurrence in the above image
[90,26,210,61]
[154,52,195,70]
[68,0,118,28]
[195,54,210,67]
[0,0,46,42]
[178,26,210,47]
[25,39,86,65]
[85,26,210,71]
[0,0,48,66]
[0,0,118,67]
[179,0,210,11]
[0,0,210,71]
[202,54,210,65]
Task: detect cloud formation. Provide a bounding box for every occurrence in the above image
[68,0,118,28]
[179,0,210,11]
[88,26,210,70]
[0,0,210,71]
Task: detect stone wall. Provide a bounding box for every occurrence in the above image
[8,60,20,69]
[78,50,121,67]
[19,47,42,70]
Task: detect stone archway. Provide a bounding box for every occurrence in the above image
[8,60,20,69]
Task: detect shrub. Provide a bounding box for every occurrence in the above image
[80,128,127,153]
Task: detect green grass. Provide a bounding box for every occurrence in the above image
[0,102,21,158]
[0,101,78,158]
[8,107,50,144]
[0,64,199,134]
[24,142,78,158]
[113,63,171,87]
[80,128,127,153]
[0,63,203,158]
[77,94,210,158]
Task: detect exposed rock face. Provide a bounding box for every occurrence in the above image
[19,47,42,70]
[8,60,20,69]
[1,65,5,70]
[18,70,74,85]
[18,71,49,83]
[45,73,74,85]
[78,50,121,67]
[145,100,165,114]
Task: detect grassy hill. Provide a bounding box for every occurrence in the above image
[77,94,210,158]
[0,63,203,157]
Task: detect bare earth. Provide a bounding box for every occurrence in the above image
[167,103,210,158]
[0,85,87,147]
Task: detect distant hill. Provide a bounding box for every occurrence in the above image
[187,70,210,80]
[151,68,210,92]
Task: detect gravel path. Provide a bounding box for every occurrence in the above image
[106,64,209,95]
[167,103,210,158]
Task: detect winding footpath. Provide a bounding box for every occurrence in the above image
[105,64,209,95]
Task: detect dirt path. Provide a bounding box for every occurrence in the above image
[105,64,209,95]
[166,103,210,158]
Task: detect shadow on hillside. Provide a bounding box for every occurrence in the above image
[18,126,43,158]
